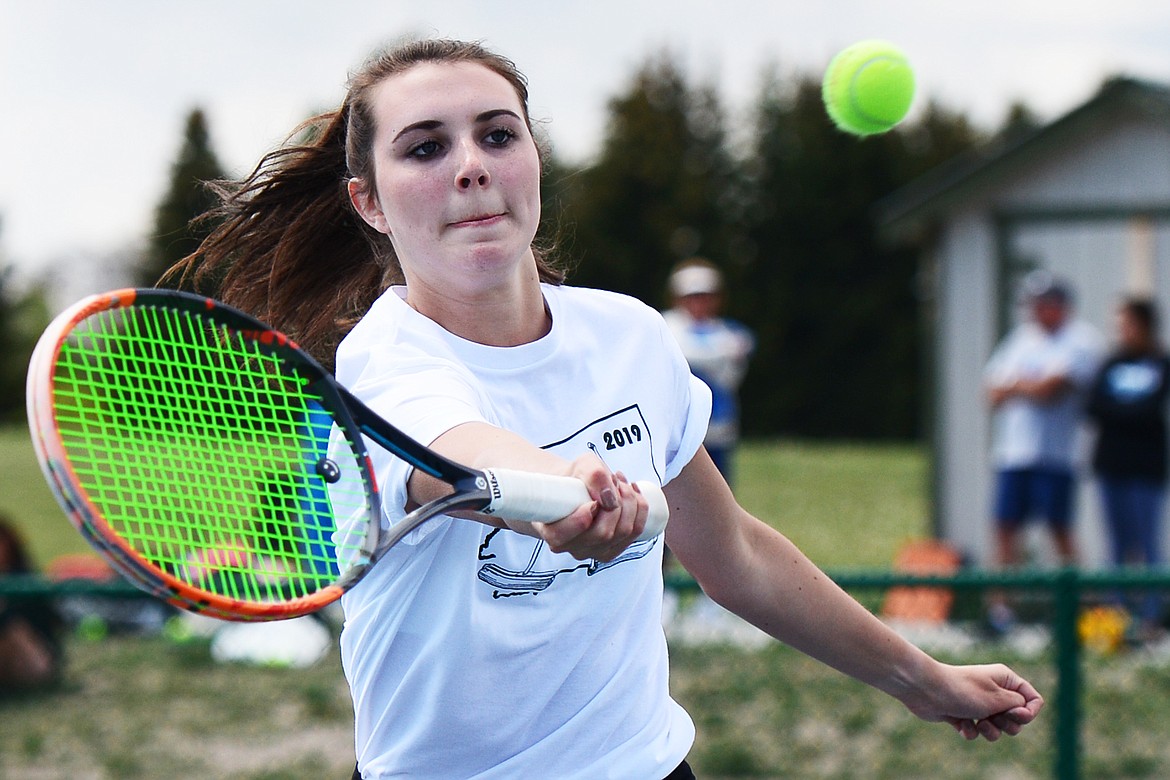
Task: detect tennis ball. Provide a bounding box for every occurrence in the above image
[822,40,915,136]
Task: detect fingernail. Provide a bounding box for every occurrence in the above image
[600,488,618,511]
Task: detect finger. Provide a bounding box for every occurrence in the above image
[989,714,1024,737]
[1016,684,1045,718]
[989,668,1044,727]
[948,717,978,740]
[611,473,644,537]
[623,474,652,539]
[1004,703,1040,726]
[994,665,1044,705]
[587,473,633,528]
[532,501,596,547]
[976,718,1002,742]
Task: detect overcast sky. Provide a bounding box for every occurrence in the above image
[2,0,1168,280]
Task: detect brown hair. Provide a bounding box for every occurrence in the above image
[165,39,564,370]
[1120,296,1161,354]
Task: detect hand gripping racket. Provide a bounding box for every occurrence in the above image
[27,288,669,621]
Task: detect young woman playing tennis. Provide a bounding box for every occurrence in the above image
[174,38,1043,780]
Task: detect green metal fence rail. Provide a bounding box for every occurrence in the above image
[6,568,1170,779]
[667,566,1170,780]
[1,575,146,599]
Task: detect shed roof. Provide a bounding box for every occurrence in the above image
[878,77,1170,240]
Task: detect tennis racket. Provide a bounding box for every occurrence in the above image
[27,288,669,621]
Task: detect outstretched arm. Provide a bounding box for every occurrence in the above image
[663,449,1043,740]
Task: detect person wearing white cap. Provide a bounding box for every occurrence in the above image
[662,258,755,485]
[983,269,1103,633]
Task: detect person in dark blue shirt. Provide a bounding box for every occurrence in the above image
[1087,297,1170,639]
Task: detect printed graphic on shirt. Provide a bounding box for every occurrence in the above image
[1107,361,1162,401]
[476,405,662,598]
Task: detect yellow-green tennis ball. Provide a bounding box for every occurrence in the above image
[822,40,915,136]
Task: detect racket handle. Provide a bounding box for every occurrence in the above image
[481,469,669,541]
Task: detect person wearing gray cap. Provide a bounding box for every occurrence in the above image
[983,270,1104,633]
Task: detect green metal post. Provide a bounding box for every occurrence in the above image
[1052,567,1081,780]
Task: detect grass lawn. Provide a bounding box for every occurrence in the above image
[734,438,930,568]
[3,428,1169,778]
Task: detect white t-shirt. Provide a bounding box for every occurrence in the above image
[661,309,754,448]
[334,284,711,779]
[984,318,1103,469]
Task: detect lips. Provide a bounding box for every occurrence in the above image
[450,212,505,228]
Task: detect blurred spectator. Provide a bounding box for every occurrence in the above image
[662,258,755,485]
[983,271,1103,631]
[46,553,172,636]
[1086,297,1169,639]
[0,517,64,695]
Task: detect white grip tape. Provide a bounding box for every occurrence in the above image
[481,469,669,541]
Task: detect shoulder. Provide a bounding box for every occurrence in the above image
[550,284,660,315]
[989,325,1032,358]
[1064,319,1104,348]
[342,286,410,344]
[999,323,1035,346]
[548,284,669,333]
[717,316,753,338]
[335,287,470,389]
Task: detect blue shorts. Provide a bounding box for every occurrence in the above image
[993,467,1075,530]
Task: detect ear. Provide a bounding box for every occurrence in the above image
[347,178,390,235]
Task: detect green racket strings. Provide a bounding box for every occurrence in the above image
[49,303,367,604]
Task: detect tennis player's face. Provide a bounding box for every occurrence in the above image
[354,62,542,294]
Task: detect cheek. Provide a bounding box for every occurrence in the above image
[502,155,543,216]
[378,172,443,233]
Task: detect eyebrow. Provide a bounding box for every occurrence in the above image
[392,109,524,144]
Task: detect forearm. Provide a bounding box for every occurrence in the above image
[667,450,1043,738]
[408,421,572,506]
[708,520,935,703]
[666,454,934,703]
[990,375,1073,407]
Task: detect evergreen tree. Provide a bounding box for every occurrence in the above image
[137,109,227,287]
[997,101,1042,144]
[735,73,981,439]
[0,265,18,419]
[560,52,737,308]
[0,221,50,420]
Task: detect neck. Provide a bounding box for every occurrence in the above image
[405,269,550,347]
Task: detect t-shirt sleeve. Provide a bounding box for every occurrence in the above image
[347,347,491,538]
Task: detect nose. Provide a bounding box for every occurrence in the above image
[455,144,490,190]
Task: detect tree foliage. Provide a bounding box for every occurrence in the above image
[559,53,739,308]
[0,265,50,423]
[137,109,227,287]
[556,57,985,440]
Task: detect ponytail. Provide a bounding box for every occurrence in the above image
[165,106,390,371]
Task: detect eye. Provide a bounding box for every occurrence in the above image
[484,127,517,147]
[407,139,442,159]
